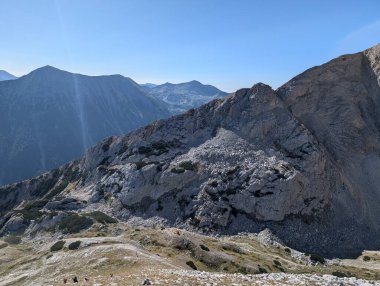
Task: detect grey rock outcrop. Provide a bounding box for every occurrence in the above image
[2,44,380,258]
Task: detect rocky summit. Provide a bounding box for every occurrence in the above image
[1,43,380,267]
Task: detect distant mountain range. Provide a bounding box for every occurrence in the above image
[0,66,226,185]
[0,70,17,81]
[140,83,158,89]
[146,80,228,113]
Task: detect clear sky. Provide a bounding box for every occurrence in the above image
[1,0,379,92]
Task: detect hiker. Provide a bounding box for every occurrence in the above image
[73,276,78,283]
[143,278,152,285]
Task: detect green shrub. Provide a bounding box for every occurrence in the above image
[68,241,81,250]
[238,266,249,274]
[284,247,291,253]
[151,141,169,155]
[273,260,282,266]
[31,169,60,197]
[258,266,267,273]
[58,213,93,234]
[186,260,197,270]
[156,201,163,211]
[117,144,129,155]
[134,160,149,170]
[102,141,111,152]
[363,255,371,261]
[45,180,69,200]
[309,253,325,264]
[209,181,218,188]
[18,209,44,221]
[84,211,117,224]
[138,146,153,155]
[64,167,82,182]
[17,199,48,220]
[4,236,21,245]
[171,167,185,174]
[222,243,244,254]
[332,271,349,278]
[50,240,65,252]
[179,161,196,171]
[226,166,239,176]
[0,243,8,249]
[200,244,210,251]
[98,156,110,166]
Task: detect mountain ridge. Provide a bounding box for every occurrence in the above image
[0,70,17,81]
[1,43,380,259]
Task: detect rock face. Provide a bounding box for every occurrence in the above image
[147,80,228,113]
[1,44,380,258]
[0,66,171,185]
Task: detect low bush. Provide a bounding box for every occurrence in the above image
[273,260,282,266]
[186,260,197,270]
[222,243,245,254]
[151,141,169,155]
[50,240,65,252]
[179,161,196,171]
[58,213,93,234]
[238,266,249,274]
[4,236,21,245]
[117,144,129,155]
[138,146,153,155]
[0,243,8,249]
[134,160,149,170]
[84,211,117,224]
[45,180,69,200]
[258,266,267,273]
[209,181,218,188]
[68,240,81,250]
[18,209,44,221]
[226,166,239,176]
[17,199,48,220]
[200,244,210,251]
[332,271,349,278]
[156,201,163,211]
[309,253,325,264]
[171,167,185,174]
[363,255,371,261]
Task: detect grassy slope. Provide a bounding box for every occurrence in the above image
[0,224,379,285]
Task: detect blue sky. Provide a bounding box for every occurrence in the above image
[1,0,379,92]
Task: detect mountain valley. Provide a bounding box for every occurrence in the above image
[1,44,380,285]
